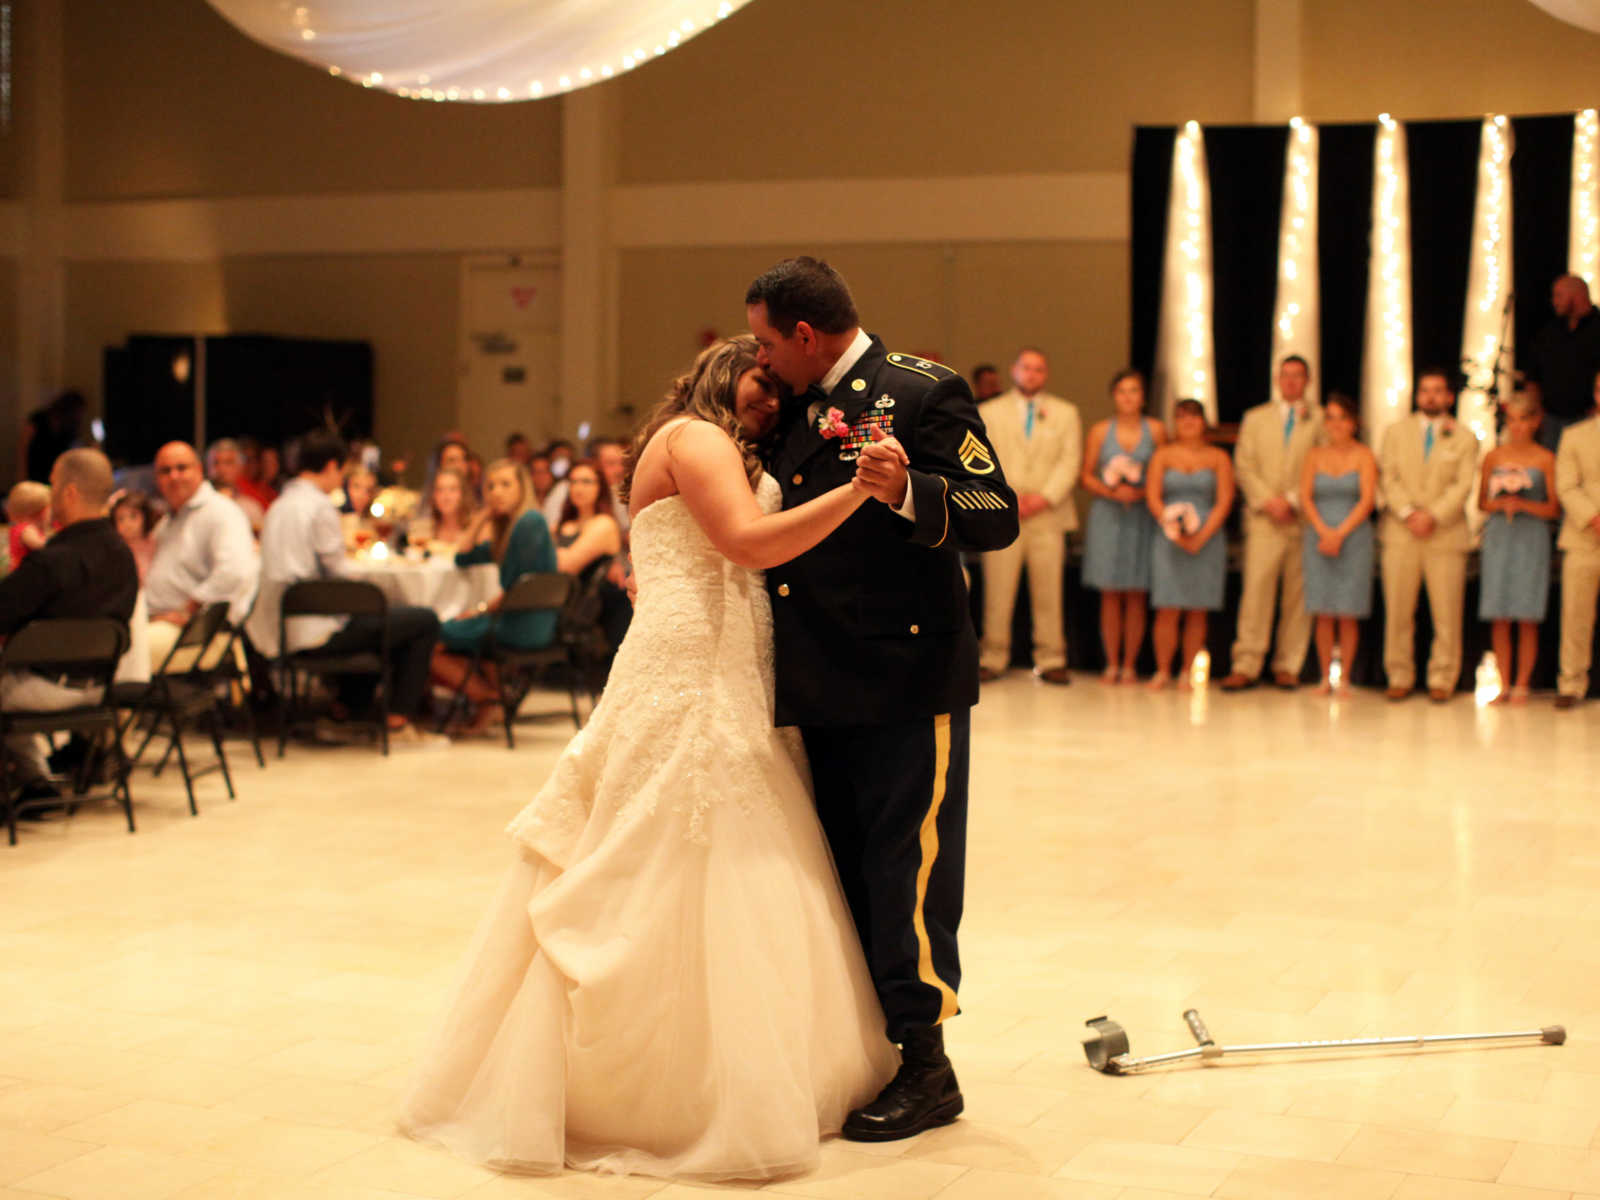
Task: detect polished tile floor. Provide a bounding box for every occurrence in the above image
[2,676,1599,1199]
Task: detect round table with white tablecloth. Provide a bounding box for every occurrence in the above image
[344,552,501,621]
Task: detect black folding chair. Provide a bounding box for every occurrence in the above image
[437,572,587,747]
[278,579,391,756]
[109,601,236,816]
[210,599,266,768]
[0,617,132,846]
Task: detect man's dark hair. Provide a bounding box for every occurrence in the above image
[971,363,998,383]
[505,431,530,450]
[744,256,859,336]
[1416,365,1459,394]
[299,429,348,475]
[1280,354,1312,375]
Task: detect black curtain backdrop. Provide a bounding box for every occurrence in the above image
[1317,123,1376,401]
[1512,114,1576,373]
[1131,114,1581,418]
[1206,127,1289,423]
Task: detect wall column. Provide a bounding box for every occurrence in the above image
[560,85,620,440]
[14,0,65,474]
[1253,0,1304,122]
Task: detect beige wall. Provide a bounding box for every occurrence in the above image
[62,0,563,200]
[63,255,460,473]
[1302,0,1600,121]
[617,0,1257,183]
[0,258,17,468]
[618,242,1129,431]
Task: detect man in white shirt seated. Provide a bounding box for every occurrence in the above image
[146,441,259,671]
[207,438,265,533]
[245,431,445,748]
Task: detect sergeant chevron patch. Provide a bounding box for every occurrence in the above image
[957,431,996,475]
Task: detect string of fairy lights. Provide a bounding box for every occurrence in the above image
[1156,121,1217,423]
[1458,116,1513,449]
[1572,109,1600,291]
[1362,114,1413,453]
[1270,117,1319,403]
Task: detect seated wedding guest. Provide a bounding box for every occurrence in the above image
[1478,394,1559,704]
[554,459,623,578]
[545,438,575,480]
[1146,399,1234,689]
[424,436,474,501]
[528,453,556,507]
[1299,394,1377,695]
[246,430,445,749]
[110,490,160,583]
[207,438,266,533]
[6,481,52,569]
[1080,368,1165,683]
[405,465,476,554]
[542,439,632,535]
[465,450,484,498]
[0,448,137,805]
[236,438,280,510]
[340,465,379,550]
[1378,369,1479,702]
[506,431,534,467]
[146,441,257,669]
[429,459,558,737]
[1555,375,1600,708]
[258,444,283,497]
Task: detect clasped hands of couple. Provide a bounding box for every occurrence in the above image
[850,425,911,506]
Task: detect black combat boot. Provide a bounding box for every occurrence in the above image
[841,1026,963,1142]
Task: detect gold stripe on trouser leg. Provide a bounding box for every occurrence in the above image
[912,713,960,1023]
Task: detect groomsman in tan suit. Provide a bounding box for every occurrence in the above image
[1555,410,1600,708]
[978,348,1082,684]
[1221,356,1322,690]
[1378,369,1480,701]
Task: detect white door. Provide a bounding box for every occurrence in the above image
[458,255,561,457]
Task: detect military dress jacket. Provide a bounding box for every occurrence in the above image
[766,337,1019,727]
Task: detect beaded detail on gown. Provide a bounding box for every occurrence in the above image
[398,473,898,1182]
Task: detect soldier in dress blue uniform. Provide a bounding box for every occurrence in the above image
[746,257,1019,1141]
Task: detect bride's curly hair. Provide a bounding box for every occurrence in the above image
[620,335,765,505]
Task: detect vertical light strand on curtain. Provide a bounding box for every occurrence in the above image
[1459,115,1514,452]
[1571,109,1600,288]
[1155,122,1217,423]
[1362,114,1413,454]
[1270,118,1320,401]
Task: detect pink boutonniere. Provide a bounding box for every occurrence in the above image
[1439,416,1457,437]
[817,406,850,439]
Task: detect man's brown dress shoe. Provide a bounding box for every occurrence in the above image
[1385,686,1411,701]
[1219,673,1255,691]
[1037,667,1071,685]
[1555,694,1579,709]
[1428,688,1452,703]
[1273,671,1299,690]
[977,667,1002,683]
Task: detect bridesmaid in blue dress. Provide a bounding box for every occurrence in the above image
[1146,399,1235,689]
[1299,394,1377,696]
[1080,369,1166,683]
[1477,394,1560,703]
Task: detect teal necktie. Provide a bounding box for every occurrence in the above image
[1283,407,1296,445]
[1024,400,1036,439]
[1424,422,1435,459]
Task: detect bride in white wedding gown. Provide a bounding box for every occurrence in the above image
[399,336,899,1181]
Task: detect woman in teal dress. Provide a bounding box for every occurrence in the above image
[1299,395,1378,696]
[1477,395,1560,703]
[1146,399,1235,689]
[430,458,558,735]
[1080,369,1166,683]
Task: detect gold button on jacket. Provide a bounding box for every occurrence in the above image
[777,584,790,597]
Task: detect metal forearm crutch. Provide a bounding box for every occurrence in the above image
[1082,1010,1566,1075]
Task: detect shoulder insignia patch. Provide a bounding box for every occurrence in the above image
[887,353,956,382]
[958,430,997,475]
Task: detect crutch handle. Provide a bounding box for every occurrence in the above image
[1183,1008,1215,1048]
[1543,1025,1567,1045]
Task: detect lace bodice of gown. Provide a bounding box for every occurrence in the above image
[506,473,788,855]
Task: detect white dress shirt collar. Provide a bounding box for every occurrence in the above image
[818,328,873,396]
